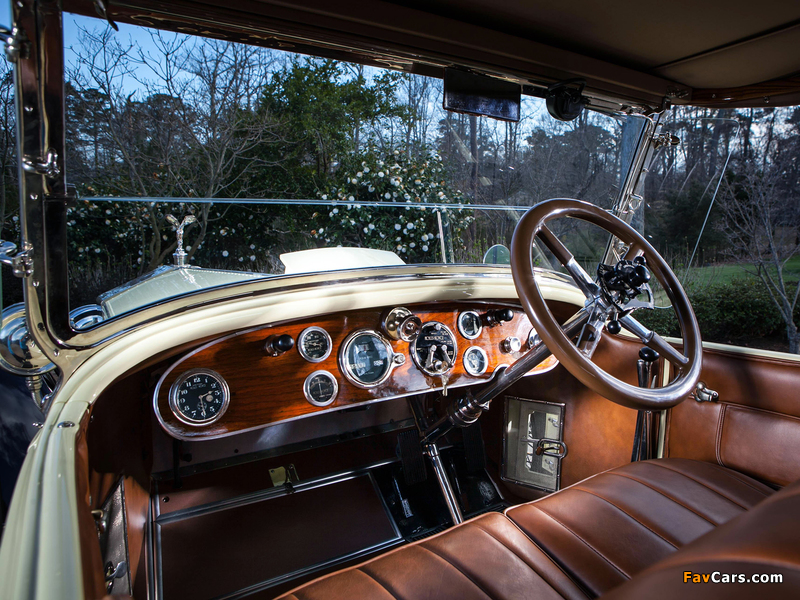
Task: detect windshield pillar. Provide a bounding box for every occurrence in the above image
[11,0,75,357]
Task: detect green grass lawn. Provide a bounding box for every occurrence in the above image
[681,255,800,287]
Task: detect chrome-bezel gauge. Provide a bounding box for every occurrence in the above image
[303,370,339,407]
[463,346,489,376]
[169,368,230,426]
[297,326,333,363]
[528,327,541,349]
[339,329,399,389]
[457,310,483,340]
[411,321,458,375]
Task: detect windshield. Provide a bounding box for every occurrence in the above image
[57,15,645,318]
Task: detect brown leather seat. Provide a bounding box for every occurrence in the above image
[506,458,774,596]
[276,459,781,599]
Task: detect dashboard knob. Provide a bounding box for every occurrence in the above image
[501,336,522,353]
[265,334,295,356]
[485,308,514,326]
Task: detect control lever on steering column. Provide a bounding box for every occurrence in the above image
[631,347,658,462]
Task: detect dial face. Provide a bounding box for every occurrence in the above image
[340,331,394,387]
[457,311,482,339]
[298,327,332,362]
[412,321,457,375]
[169,369,230,426]
[463,346,488,376]
[528,327,540,349]
[303,370,338,406]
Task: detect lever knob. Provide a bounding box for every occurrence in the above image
[485,308,514,326]
[638,347,659,363]
[265,334,295,356]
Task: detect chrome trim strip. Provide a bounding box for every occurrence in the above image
[86,195,533,212]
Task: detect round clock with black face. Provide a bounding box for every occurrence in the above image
[169,368,230,426]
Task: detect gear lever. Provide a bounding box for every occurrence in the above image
[632,347,658,462]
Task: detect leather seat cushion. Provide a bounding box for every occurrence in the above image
[277,511,589,600]
[505,458,774,597]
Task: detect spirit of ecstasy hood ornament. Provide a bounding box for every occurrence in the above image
[166,214,197,267]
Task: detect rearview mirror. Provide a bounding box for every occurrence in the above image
[443,69,521,122]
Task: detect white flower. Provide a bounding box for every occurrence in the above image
[105,209,111,215]
[378,171,385,177]
[368,223,375,230]
[94,248,101,254]
[357,172,363,177]
[322,194,328,200]
[332,208,339,214]
[250,244,255,250]
[364,167,370,173]
[422,234,428,241]
[238,257,244,262]
[250,255,256,261]
[137,257,142,264]
[408,223,415,230]
[410,242,416,248]
[348,195,354,201]
[422,245,429,251]
[379,233,385,239]
[404,194,410,200]
[396,237,401,241]
[319,228,324,233]
[385,193,391,200]
[222,250,229,257]
[368,186,375,192]
[105,219,111,225]
[395,224,401,230]
[363,227,368,234]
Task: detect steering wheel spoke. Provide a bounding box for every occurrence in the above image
[537,226,599,299]
[618,314,689,368]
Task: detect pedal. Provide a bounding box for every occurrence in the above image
[462,422,487,474]
[398,429,427,485]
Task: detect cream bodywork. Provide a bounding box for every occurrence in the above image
[0,266,583,600]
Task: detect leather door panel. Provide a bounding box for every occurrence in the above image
[667,346,800,487]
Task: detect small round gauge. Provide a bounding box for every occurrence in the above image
[340,330,395,388]
[298,326,332,362]
[303,370,338,406]
[457,311,482,340]
[412,321,457,375]
[463,346,488,376]
[169,368,230,426]
[528,327,541,349]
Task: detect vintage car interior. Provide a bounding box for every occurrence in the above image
[1,1,800,600]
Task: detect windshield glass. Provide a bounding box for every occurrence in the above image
[60,15,646,317]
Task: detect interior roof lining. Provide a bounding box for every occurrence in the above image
[60,0,800,108]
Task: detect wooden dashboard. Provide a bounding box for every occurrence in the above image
[154,301,573,440]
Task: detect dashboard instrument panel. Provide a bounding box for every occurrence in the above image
[154,301,567,440]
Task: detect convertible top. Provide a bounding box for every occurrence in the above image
[63,0,800,110]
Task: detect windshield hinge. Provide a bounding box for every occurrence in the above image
[0,240,34,278]
[652,132,680,150]
[22,148,60,179]
[0,24,30,63]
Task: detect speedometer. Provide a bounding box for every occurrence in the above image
[339,330,397,388]
[412,321,457,375]
[168,368,230,426]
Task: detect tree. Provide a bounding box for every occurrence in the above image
[717,138,800,353]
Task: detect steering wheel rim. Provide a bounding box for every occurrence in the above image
[510,198,702,410]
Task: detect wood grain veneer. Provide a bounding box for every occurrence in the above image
[154,301,570,439]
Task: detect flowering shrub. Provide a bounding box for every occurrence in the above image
[312,148,473,263]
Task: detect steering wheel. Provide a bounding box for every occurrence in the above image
[510,199,702,410]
